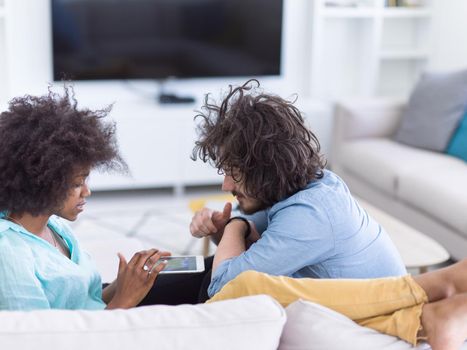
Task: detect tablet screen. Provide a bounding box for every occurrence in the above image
[161,256,198,272]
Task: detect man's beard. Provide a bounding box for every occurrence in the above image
[233,191,267,215]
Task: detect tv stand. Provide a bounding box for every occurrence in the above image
[158,93,195,104]
[157,78,196,104]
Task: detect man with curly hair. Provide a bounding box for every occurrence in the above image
[0,89,193,310]
[190,80,406,298]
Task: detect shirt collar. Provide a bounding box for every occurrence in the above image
[0,212,25,233]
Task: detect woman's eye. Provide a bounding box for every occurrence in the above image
[73,176,89,188]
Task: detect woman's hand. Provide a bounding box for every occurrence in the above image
[106,249,171,309]
[102,280,117,304]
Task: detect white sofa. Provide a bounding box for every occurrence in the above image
[332,99,467,261]
[3,293,452,350]
[2,234,467,349]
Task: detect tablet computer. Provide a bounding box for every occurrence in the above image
[157,255,205,274]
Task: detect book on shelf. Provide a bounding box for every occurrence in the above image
[386,0,424,7]
[324,0,372,7]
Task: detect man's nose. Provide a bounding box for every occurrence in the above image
[222,175,235,192]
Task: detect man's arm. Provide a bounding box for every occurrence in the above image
[212,220,248,273]
[211,210,266,246]
[208,203,335,297]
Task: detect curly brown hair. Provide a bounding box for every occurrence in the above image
[192,79,326,207]
[0,87,127,216]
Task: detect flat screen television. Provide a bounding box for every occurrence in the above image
[51,0,283,81]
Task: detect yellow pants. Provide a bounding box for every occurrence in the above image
[207,271,428,346]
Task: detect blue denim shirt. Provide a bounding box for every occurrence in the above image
[0,214,106,310]
[208,170,406,297]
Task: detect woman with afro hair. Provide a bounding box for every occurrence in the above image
[0,88,179,310]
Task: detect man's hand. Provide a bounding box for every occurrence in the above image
[190,202,232,238]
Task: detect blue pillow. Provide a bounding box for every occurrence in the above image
[447,111,467,162]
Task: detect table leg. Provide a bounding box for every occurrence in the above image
[202,236,211,257]
[419,266,428,274]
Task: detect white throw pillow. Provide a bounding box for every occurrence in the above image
[0,295,285,350]
[279,299,431,350]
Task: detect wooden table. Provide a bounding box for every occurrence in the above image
[357,197,450,273]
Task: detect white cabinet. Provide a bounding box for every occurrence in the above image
[88,102,222,192]
[180,117,224,187]
[309,0,432,99]
[89,116,181,190]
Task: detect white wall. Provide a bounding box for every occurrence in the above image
[429,0,467,71]
[4,0,310,106]
[1,0,467,188]
[3,0,467,104]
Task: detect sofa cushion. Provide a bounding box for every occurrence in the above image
[397,160,467,237]
[447,111,467,162]
[394,68,467,152]
[0,295,285,350]
[338,138,457,196]
[279,299,449,350]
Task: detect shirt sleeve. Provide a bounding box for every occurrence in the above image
[240,210,268,234]
[208,201,336,297]
[0,243,51,310]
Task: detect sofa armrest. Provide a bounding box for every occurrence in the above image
[331,98,406,168]
[334,98,406,141]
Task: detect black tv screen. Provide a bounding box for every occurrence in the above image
[51,0,283,81]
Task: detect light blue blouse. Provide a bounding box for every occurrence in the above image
[209,170,407,297]
[0,214,106,310]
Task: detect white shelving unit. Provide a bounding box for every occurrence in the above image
[309,0,433,99]
[382,8,431,17]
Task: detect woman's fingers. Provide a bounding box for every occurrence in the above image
[148,258,167,279]
[122,248,172,280]
[142,250,162,273]
[127,250,148,267]
[117,252,128,275]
